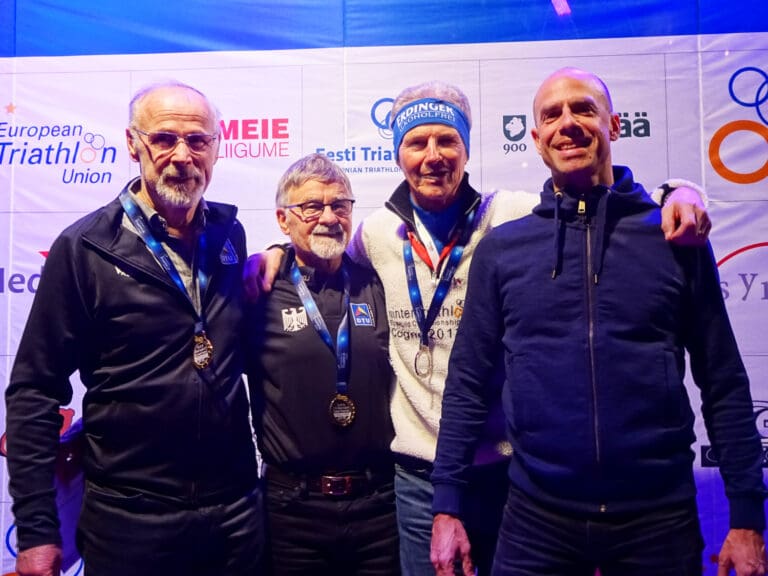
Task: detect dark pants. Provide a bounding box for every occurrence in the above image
[463,460,510,576]
[265,468,400,575]
[492,485,704,576]
[77,481,264,576]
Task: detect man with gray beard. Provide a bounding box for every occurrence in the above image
[245,153,399,575]
[5,81,262,576]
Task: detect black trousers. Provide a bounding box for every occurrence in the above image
[77,481,265,576]
[492,485,704,576]
[264,468,400,575]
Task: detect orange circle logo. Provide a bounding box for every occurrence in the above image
[709,119,768,184]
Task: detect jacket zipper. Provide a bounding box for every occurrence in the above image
[579,197,601,467]
[580,196,607,513]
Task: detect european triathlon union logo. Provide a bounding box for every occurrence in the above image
[350,302,374,327]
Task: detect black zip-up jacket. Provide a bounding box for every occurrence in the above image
[246,248,394,474]
[5,180,258,550]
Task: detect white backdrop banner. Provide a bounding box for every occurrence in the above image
[1,31,767,574]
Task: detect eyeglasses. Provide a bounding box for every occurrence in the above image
[132,128,218,154]
[283,199,355,220]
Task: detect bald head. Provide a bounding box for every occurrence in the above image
[530,67,621,190]
[533,67,613,125]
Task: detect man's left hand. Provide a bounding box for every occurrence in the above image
[717,528,766,576]
[431,513,474,576]
[661,186,711,246]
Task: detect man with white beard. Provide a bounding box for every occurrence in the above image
[6,81,263,576]
[245,153,399,575]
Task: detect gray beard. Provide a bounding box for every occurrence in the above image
[155,171,202,209]
[309,227,348,261]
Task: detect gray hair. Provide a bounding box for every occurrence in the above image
[390,81,473,129]
[128,80,221,131]
[275,153,353,207]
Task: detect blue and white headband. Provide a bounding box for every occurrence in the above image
[391,98,471,160]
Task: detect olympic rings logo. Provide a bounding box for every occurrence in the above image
[709,67,768,184]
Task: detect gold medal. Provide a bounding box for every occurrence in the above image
[329,393,356,427]
[193,332,214,369]
[414,344,433,379]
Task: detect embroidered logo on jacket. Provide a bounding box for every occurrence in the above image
[219,239,239,265]
[350,303,375,327]
[281,306,308,332]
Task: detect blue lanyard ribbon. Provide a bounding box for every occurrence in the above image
[290,261,351,393]
[403,209,475,347]
[119,189,209,333]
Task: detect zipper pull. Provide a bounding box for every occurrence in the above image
[578,197,586,215]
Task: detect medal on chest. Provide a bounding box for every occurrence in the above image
[414,344,433,379]
[290,262,355,426]
[329,393,356,427]
[193,331,214,369]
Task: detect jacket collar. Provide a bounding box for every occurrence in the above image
[279,245,351,290]
[533,165,650,220]
[82,178,239,286]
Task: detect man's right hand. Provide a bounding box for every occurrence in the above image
[243,247,285,301]
[431,513,474,576]
[16,544,62,576]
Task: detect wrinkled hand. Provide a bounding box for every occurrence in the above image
[243,247,285,301]
[431,513,474,576]
[717,528,766,576]
[16,544,62,576]
[661,186,711,246]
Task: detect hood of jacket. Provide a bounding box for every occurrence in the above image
[533,165,656,283]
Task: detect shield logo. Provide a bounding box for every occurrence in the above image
[503,115,527,142]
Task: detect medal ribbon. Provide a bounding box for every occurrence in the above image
[411,211,442,271]
[290,262,351,394]
[119,189,210,342]
[403,209,476,348]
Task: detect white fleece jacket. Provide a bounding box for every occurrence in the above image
[348,188,538,463]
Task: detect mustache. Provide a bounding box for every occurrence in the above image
[312,224,344,236]
[162,167,200,181]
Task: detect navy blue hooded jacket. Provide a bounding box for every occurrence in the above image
[432,166,766,530]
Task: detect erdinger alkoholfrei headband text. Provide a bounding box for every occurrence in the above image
[391,98,470,160]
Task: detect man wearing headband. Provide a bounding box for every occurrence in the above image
[248,80,710,576]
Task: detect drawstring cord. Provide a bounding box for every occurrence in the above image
[591,189,610,284]
[552,191,564,279]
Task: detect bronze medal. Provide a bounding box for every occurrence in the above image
[193,332,214,369]
[414,344,433,379]
[329,393,356,427]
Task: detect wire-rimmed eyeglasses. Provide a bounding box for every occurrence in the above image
[131,128,218,154]
[283,199,355,221]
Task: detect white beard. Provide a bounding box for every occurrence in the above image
[155,169,203,209]
[309,225,348,260]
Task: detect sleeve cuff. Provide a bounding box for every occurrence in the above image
[431,482,464,517]
[728,494,767,532]
[651,178,709,208]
